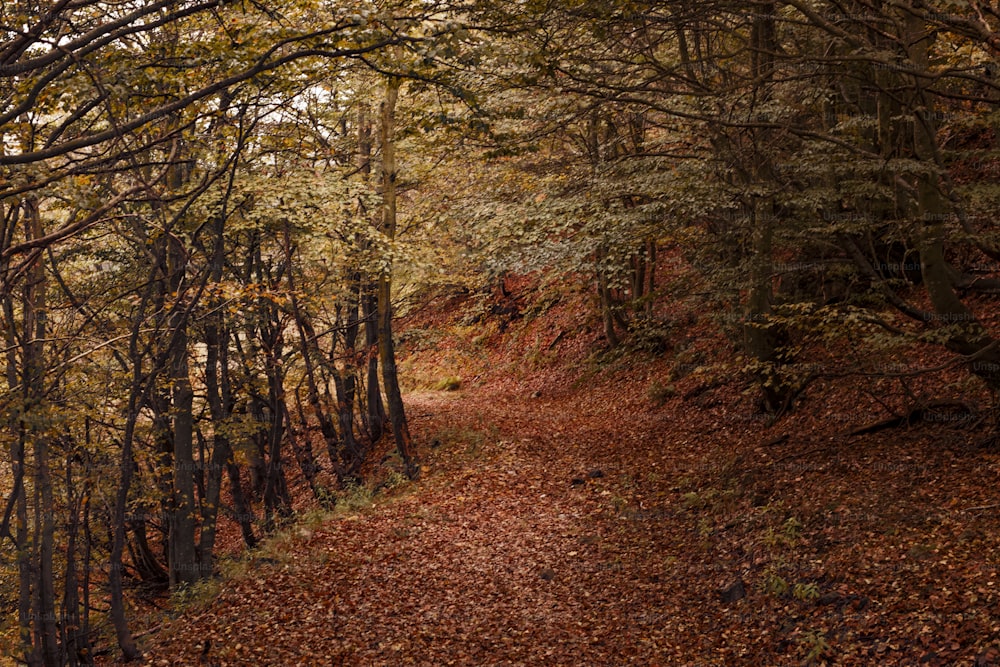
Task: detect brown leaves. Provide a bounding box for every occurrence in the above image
[134,290,1000,665]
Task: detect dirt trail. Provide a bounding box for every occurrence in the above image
[141,385,735,666]
[137,372,1000,666]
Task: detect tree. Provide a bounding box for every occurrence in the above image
[376,74,418,478]
[459,0,1000,409]
[1,1,467,660]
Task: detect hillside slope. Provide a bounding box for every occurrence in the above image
[135,282,1000,667]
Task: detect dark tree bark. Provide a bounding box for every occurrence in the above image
[361,284,386,443]
[377,76,418,479]
[333,279,364,474]
[166,232,198,588]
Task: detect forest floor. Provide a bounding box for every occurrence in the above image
[134,280,1000,666]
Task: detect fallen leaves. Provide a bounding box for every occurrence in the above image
[127,284,1000,666]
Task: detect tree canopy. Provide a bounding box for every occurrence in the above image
[2,1,1000,664]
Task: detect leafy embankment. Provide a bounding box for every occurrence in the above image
[135,284,1000,666]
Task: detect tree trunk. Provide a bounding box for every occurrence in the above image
[107,265,153,663]
[262,357,292,525]
[361,284,386,442]
[11,197,59,667]
[259,281,292,525]
[596,245,620,348]
[743,3,791,413]
[227,457,256,548]
[355,101,385,445]
[63,453,84,667]
[110,398,143,661]
[744,199,786,412]
[167,234,198,588]
[198,208,238,578]
[79,486,94,666]
[902,11,1000,389]
[290,391,324,497]
[293,302,341,474]
[128,516,169,584]
[2,286,33,665]
[378,76,418,479]
[198,312,230,578]
[334,280,363,474]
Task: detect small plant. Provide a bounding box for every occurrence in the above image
[763,516,803,548]
[793,582,821,602]
[297,507,334,531]
[681,489,715,510]
[798,628,831,663]
[782,517,803,542]
[216,554,251,581]
[381,469,408,492]
[431,425,491,456]
[170,578,221,612]
[761,568,789,596]
[628,317,674,355]
[315,484,338,509]
[611,495,628,513]
[646,380,676,406]
[335,480,374,513]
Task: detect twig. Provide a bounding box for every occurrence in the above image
[963,503,1000,513]
[770,444,828,465]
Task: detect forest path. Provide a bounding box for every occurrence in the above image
[140,383,735,666]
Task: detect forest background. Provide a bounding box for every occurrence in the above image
[2,1,1000,665]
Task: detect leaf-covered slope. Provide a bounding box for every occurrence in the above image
[136,329,1000,666]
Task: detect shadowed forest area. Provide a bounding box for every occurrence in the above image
[2,1,1000,665]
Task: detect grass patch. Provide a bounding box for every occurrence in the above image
[646,380,677,406]
[169,577,224,614]
[430,423,497,457]
[432,375,462,391]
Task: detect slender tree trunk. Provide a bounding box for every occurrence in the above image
[361,285,386,442]
[198,207,237,578]
[258,271,292,524]
[0,141,37,667]
[199,311,231,577]
[63,454,82,667]
[107,266,153,662]
[167,234,198,588]
[17,197,60,667]
[293,303,341,473]
[356,101,385,444]
[646,241,656,317]
[110,400,144,660]
[128,517,169,583]
[744,200,785,411]
[596,245,620,348]
[2,283,34,666]
[247,395,268,498]
[902,11,1000,388]
[334,279,363,473]
[743,2,791,413]
[227,457,256,548]
[378,76,417,479]
[290,391,323,497]
[284,221,342,480]
[262,348,292,525]
[80,486,93,666]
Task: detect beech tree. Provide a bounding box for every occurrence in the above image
[1,1,466,662]
[2,0,999,663]
[460,0,1000,411]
